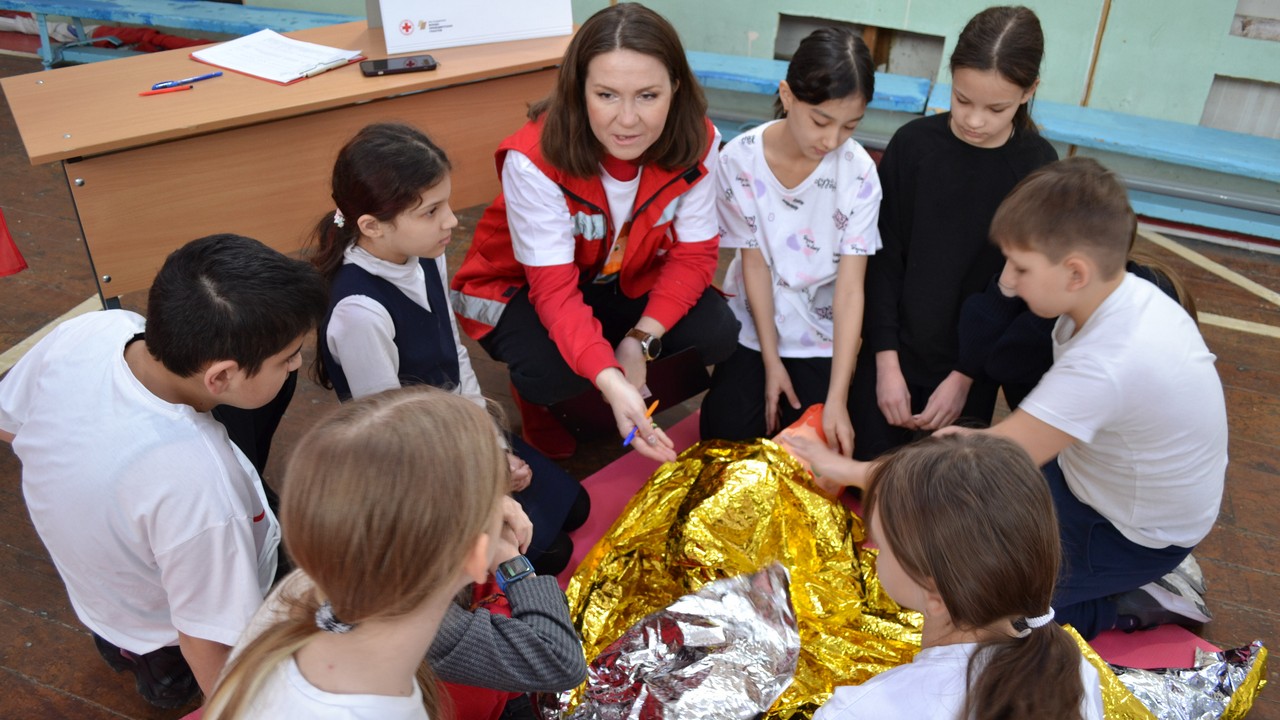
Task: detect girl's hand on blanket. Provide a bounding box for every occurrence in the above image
[598,369,677,464]
[764,360,801,435]
[786,435,873,494]
[508,452,533,492]
[915,371,973,431]
[875,351,917,428]
[821,402,855,458]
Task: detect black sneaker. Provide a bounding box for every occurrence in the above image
[1114,573,1212,632]
[93,634,200,709]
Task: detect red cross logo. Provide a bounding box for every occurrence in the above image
[404,59,416,67]
[399,19,414,35]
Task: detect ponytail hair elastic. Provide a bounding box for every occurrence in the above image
[1012,607,1055,638]
[315,600,355,634]
[333,208,346,228]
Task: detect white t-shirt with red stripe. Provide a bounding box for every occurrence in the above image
[0,310,278,652]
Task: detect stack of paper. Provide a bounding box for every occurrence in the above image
[191,29,364,85]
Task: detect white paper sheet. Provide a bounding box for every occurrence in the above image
[191,29,363,85]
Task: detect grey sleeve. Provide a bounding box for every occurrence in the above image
[427,575,588,692]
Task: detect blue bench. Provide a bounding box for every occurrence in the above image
[687,50,931,141]
[928,83,1280,241]
[0,0,360,69]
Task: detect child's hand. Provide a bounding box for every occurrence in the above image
[932,424,974,439]
[507,452,532,492]
[875,351,916,428]
[821,401,855,457]
[499,496,533,554]
[915,371,973,430]
[764,361,801,435]
[785,434,872,493]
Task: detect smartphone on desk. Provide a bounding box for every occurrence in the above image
[360,55,438,77]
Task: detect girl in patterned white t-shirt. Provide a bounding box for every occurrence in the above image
[700,27,881,454]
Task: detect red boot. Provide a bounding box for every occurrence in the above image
[510,382,576,460]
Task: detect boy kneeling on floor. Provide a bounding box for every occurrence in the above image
[0,234,327,707]
[797,157,1227,639]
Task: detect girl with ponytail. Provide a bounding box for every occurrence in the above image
[815,434,1104,719]
[204,386,509,719]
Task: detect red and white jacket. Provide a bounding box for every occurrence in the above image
[450,117,720,383]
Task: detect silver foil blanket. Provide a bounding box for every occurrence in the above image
[542,563,800,720]
[1108,641,1268,720]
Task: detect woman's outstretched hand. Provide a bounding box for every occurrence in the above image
[596,368,676,463]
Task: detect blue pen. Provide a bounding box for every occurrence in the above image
[152,71,223,90]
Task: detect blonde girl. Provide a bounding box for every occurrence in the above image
[205,386,508,719]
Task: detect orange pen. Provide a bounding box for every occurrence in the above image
[138,85,194,97]
[622,399,660,447]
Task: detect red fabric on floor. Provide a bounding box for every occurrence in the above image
[92,26,212,52]
[0,209,27,277]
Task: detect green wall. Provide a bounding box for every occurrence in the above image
[1091,0,1280,123]
[255,0,1280,126]
[569,0,1280,125]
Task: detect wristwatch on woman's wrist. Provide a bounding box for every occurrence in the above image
[624,328,663,361]
[495,554,536,592]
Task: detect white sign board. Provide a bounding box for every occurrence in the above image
[378,0,573,54]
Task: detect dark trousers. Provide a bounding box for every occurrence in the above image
[479,283,739,406]
[1045,459,1191,639]
[507,433,580,557]
[847,345,999,461]
[700,344,841,441]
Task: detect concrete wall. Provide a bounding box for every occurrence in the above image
[255,0,1280,127]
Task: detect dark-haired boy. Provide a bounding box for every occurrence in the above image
[958,157,1227,638]
[0,234,327,706]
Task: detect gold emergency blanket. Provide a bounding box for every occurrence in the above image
[564,438,920,717]
[560,438,1268,719]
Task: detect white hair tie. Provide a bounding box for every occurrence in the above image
[1014,607,1055,638]
[315,600,355,634]
[333,208,346,228]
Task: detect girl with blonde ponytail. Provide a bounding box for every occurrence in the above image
[205,385,508,719]
[816,434,1104,720]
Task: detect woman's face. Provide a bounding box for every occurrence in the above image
[584,48,675,161]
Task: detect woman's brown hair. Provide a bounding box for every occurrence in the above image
[950,6,1044,135]
[865,434,1087,720]
[531,2,708,176]
[204,386,508,719]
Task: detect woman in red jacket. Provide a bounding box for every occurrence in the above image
[452,3,738,462]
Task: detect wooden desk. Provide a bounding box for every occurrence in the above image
[1,22,569,301]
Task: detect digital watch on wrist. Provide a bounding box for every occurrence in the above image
[495,554,536,592]
[625,328,663,361]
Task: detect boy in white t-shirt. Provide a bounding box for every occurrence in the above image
[954,157,1227,638]
[0,234,327,707]
[793,158,1227,639]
